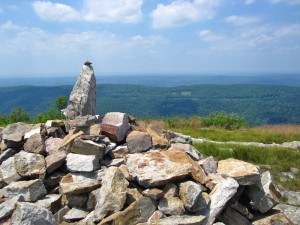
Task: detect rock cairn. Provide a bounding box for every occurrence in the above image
[0,115,295,225]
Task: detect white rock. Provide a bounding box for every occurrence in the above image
[66,153,100,172]
[0,156,21,184]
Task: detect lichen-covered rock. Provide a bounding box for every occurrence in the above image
[217,158,260,185]
[93,167,129,222]
[2,179,47,202]
[14,151,46,178]
[66,153,100,172]
[63,62,96,119]
[12,202,56,225]
[126,150,194,188]
[23,133,46,155]
[126,131,152,153]
[246,171,281,213]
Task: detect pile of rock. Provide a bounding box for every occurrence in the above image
[0,113,295,225]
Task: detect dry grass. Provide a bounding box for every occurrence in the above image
[252,124,300,136]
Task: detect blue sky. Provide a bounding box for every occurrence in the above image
[0,0,300,76]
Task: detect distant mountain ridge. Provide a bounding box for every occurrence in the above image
[0,84,299,125]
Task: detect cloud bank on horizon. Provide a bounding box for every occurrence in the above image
[0,0,299,75]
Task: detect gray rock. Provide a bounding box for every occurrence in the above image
[198,156,218,174]
[126,188,143,205]
[2,123,38,148]
[23,133,46,155]
[70,137,105,157]
[158,197,185,216]
[45,151,66,174]
[179,181,204,212]
[126,131,152,153]
[87,188,101,210]
[0,156,21,184]
[168,131,192,144]
[2,179,47,202]
[0,196,21,220]
[218,207,250,225]
[102,158,125,167]
[246,171,281,213]
[205,177,239,225]
[63,208,88,222]
[54,206,70,224]
[44,170,65,191]
[0,148,17,165]
[93,167,129,222]
[100,112,130,142]
[163,183,179,198]
[66,115,101,133]
[169,143,201,161]
[66,153,100,172]
[14,150,46,178]
[35,194,62,213]
[154,215,206,225]
[63,62,96,119]
[274,204,300,225]
[282,190,300,206]
[12,202,56,225]
[147,210,166,223]
[142,188,164,200]
[62,193,88,209]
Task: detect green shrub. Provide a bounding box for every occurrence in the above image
[202,112,247,130]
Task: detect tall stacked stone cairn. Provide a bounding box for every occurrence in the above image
[0,63,297,225]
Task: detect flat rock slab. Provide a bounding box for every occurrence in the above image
[217,158,260,185]
[2,179,47,202]
[70,137,105,157]
[66,153,100,172]
[154,215,206,225]
[126,131,152,153]
[126,150,194,188]
[12,202,56,225]
[63,208,88,222]
[169,143,201,161]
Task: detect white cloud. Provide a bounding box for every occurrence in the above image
[33,1,80,22]
[225,15,260,26]
[83,0,143,23]
[274,24,300,37]
[151,0,221,29]
[270,0,300,5]
[0,21,22,31]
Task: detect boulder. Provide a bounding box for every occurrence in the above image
[63,208,88,222]
[126,150,194,188]
[0,156,21,184]
[35,194,62,213]
[126,131,153,153]
[246,171,281,213]
[66,153,100,172]
[2,179,47,202]
[14,150,46,178]
[59,172,101,195]
[23,133,46,155]
[98,197,156,225]
[142,188,164,200]
[205,177,239,225]
[12,202,56,225]
[169,143,201,161]
[63,62,96,119]
[198,156,218,174]
[153,215,206,225]
[217,158,260,185]
[101,112,130,142]
[45,151,67,174]
[70,137,105,157]
[0,196,21,220]
[218,207,250,225]
[45,137,63,155]
[158,197,185,216]
[93,167,129,222]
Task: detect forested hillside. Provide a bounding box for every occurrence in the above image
[0,84,299,125]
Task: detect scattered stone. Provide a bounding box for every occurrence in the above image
[0,148,17,165]
[0,196,21,220]
[12,202,56,225]
[14,150,46,178]
[35,194,62,213]
[219,207,250,225]
[126,131,152,153]
[217,158,260,185]
[23,133,46,155]
[45,137,63,155]
[158,197,185,215]
[205,177,239,225]
[66,153,100,172]
[198,156,218,174]
[46,151,67,174]
[252,212,294,225]
[169,143,201,160]
[275,204,300,225]
[0,156,21,184]
[246,171,281,213]
[179,181,205,213]
[98,197,156,225]
[63,62,96,119]
[154,215,206,225]
[142,188,164,200]
[126,150,194,188]
[101,112,130,142]
[110,144,129,158]
[93,167,129,222]
[70,137,105,157]
[63,208,88,222]
[282,190,300,206]
[2,179,47,202]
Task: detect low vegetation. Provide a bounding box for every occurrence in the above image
[194,142,300,191]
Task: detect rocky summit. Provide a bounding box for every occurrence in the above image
[0,114,297,225]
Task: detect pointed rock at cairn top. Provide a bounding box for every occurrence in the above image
[84,60,92,66]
